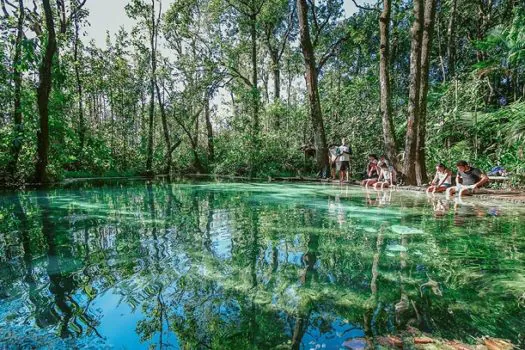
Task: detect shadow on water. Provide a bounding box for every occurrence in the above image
[0,182,524,349]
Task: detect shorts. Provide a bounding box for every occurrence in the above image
[439,183,451,188]
[458,184,487,194]
[339,161,350,171]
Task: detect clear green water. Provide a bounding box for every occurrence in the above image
[0,181,524,349]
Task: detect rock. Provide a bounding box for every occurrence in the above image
[406,326,420,335]
[376,336,403,348]
[342,337,370,349]
[390,225,425,235]
[474,346,488,350]
[414,337,435,344]
[444,341,474,350]
[386,244,408,252]
[483,338,513,350]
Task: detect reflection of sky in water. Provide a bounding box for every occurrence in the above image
[94,289,180,349]
[210,210,233,259]
[301,314,365,350]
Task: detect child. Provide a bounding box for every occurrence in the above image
[361,154,379,187]
[373,163,395,190]
[426,163,452,194]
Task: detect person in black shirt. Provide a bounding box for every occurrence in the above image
[361,154,379,187]
[446,160,489,198]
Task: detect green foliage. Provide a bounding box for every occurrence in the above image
[1,0,525,186]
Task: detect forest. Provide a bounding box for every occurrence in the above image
[1,0,524,186]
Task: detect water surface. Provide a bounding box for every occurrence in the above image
[0,182,524,349]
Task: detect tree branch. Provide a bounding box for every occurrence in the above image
[1,0,11,17]
[277,4,296,61]
[313,12,332,48]
[224,63,253,87]
[351,0,380,12]
[253,0,266,16]
[70,0,87,20]
[224,0,249,16]
[317,34,349,71]
[308,0,320,36]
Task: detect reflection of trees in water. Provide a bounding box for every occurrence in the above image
[0,184,524,347]
[35,192,103,339]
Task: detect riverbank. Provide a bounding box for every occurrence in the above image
[267,176,525,204]
[3,174,525,204]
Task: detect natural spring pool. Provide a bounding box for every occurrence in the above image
[0,181,524,349]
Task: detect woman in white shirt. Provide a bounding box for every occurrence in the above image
[426,163,452,193]
[373,163,396,190]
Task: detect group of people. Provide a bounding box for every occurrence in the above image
[329,150,398,190]
[327,143,491,198]
[359,155,489,198]
[426,160,489,198]
[360,154,397,190]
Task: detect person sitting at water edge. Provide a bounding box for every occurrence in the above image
[374,163,395,190]
[361,154,379,187]
[377,154,390,168]
[446,160,489,198]
[378,155,397,184]
[426,163,452,194]
[337,139,352,183]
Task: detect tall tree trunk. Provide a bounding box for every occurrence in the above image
[379,0,397,169]
[296,0,328,175]
[446,0,457,78]
[35,0,57,184]
[250,13,260,177]
[8,0,25,180]
[155,81,171,175]
[205,91,214,163]
[146,0,156,175]
[271,51,281,102]
[74,10,84,157]
[269,49,281,129]
[436,9,447,82]
[402,0,424,185]
[416,0,436,185]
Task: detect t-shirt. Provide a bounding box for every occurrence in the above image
[436,171,451,185]
[378,159,390,169]
[368,159,378,177]
[459,167,483,186]
[338,145,350,162]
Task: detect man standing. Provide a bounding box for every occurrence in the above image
[446,160,489,198]
[337,138,352,183]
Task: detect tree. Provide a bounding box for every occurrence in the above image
[296,0,328,175]
[415,0,436,185]
[126,0,161,175]
[260,0,296,104]
[73,0,86,156]
[222,0,267,176]
[402,0,424,185]
[4,0,24,179]
[34,0,58,184]
[379,0,397,169]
